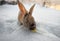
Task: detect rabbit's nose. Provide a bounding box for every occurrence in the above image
[29,23,36,30]
[30,23,36,28]
[30,23,35,27]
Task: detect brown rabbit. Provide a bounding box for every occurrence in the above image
[17,0,36,31]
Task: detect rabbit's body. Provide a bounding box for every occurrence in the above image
[17,0,36,30]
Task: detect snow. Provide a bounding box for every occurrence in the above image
[0,4,60,41]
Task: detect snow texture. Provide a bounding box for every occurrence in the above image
[0,4,60,41]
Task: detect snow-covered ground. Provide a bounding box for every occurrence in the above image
[0,4,60,41]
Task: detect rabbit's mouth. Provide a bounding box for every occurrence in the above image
[29,26,36,30]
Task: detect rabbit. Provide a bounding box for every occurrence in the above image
[17,0,36,31]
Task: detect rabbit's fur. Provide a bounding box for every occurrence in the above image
[17,0,36,30]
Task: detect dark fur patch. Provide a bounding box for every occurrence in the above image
[24,13,28,17]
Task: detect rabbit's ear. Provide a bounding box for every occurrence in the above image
[29,4,35,15]
[17,0,27,14]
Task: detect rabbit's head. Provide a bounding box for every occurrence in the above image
[17,0,36,30]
